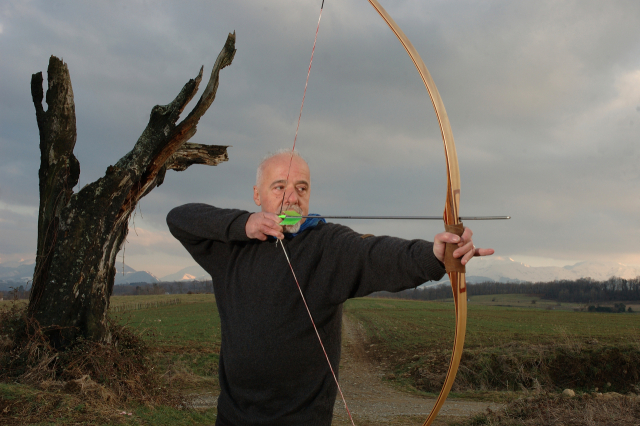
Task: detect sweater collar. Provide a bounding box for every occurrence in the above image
[285,213,326,238]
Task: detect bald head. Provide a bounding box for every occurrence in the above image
[256,150,308,187]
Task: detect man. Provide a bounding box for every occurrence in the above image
[167,150,493,426]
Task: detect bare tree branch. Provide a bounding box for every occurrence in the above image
[28,34,236,347]
[167,143,230,172]
[118,32,236,218]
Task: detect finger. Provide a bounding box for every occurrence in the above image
[457,228,473,248]
[461,247,495,265]
[434,231,462,244]
[475,248,495,257]
[263,212,284,224]
[271,222,285,239]
[461,245,475,265]
[266,221,285,239]
[453,239,476,258]
[261,224,284,240]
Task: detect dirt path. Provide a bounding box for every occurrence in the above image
[331,315,504,426]
[189,315,504,425]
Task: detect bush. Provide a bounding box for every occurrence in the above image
[408,340,640,393]
[0,303,179,406]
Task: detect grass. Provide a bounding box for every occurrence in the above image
[1,294,221,425]
[449,393,640,426]
[0,381,218,426]
[124,405,217,426]
[3,293,640,424]
[115,295,221,391]
[343,297,640,396]
[344,297,640,351]
[0,293,214,310]
[0,299,26,310]
[115,294,220,349]
[467,293,583,311]
[110,293,216,306]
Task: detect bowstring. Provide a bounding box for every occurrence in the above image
[279,242,355,425]
[277,2,356,425]
[278,0,324,215]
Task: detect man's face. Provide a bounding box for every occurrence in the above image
[253,154,310,226]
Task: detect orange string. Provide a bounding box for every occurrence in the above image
[276,2,356,424]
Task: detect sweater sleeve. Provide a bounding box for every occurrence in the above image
[166,203,251,267]
[317,224,447,305]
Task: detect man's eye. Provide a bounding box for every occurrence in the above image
[297,186,307,193]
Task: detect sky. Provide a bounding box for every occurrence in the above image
[0,0,639,278]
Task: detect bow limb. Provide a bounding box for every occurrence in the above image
[365,1,467,424]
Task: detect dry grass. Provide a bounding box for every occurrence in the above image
[110,293,215,306]
[344,298,640,395]
[0,303,185,425]
[0,299,27,310]
[0,381,131,426]
[452,393,640,425]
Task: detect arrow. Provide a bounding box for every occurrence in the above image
[278,211,510,225]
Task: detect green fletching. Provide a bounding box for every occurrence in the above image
[278,210,302,225]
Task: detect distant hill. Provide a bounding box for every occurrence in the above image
[0,262,159,287]
[3,258,638,288]
[113,270,159,285]
[0,263,35,283]
[432,257,640,285]
[0,262,210,285]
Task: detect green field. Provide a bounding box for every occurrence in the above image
[114,294,640,394]
[114,295,220,349]
[114,295,221,385]
[468,293,640,312]
[343,297,640,396]
[345,297,640,351]
[5,293,640,369]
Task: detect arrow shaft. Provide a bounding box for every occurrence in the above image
[288,215,510,220]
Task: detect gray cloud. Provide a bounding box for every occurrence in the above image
[1,0,639,274]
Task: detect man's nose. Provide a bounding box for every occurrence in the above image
[285,188,299,205]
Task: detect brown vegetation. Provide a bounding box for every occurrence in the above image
[451,393,640,426]
[401,341,640,395]
[0,304,182,424]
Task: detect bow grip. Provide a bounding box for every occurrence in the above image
[444,223,466,273]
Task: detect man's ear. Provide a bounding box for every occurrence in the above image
[253,186,261,206]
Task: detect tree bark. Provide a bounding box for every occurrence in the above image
[28,33,236,347]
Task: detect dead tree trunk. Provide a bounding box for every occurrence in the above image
[28,33,236,348]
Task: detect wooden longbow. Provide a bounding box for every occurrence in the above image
[280,1,467,424]
[364,1,468,425]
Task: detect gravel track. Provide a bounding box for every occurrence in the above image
[331,315,504,425]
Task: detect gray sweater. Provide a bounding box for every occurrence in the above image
[166,204,446,426]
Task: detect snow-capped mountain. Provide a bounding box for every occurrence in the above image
[160,265,209,282]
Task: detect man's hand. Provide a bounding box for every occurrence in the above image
[245,212,285,241]
[433,227,494,266]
